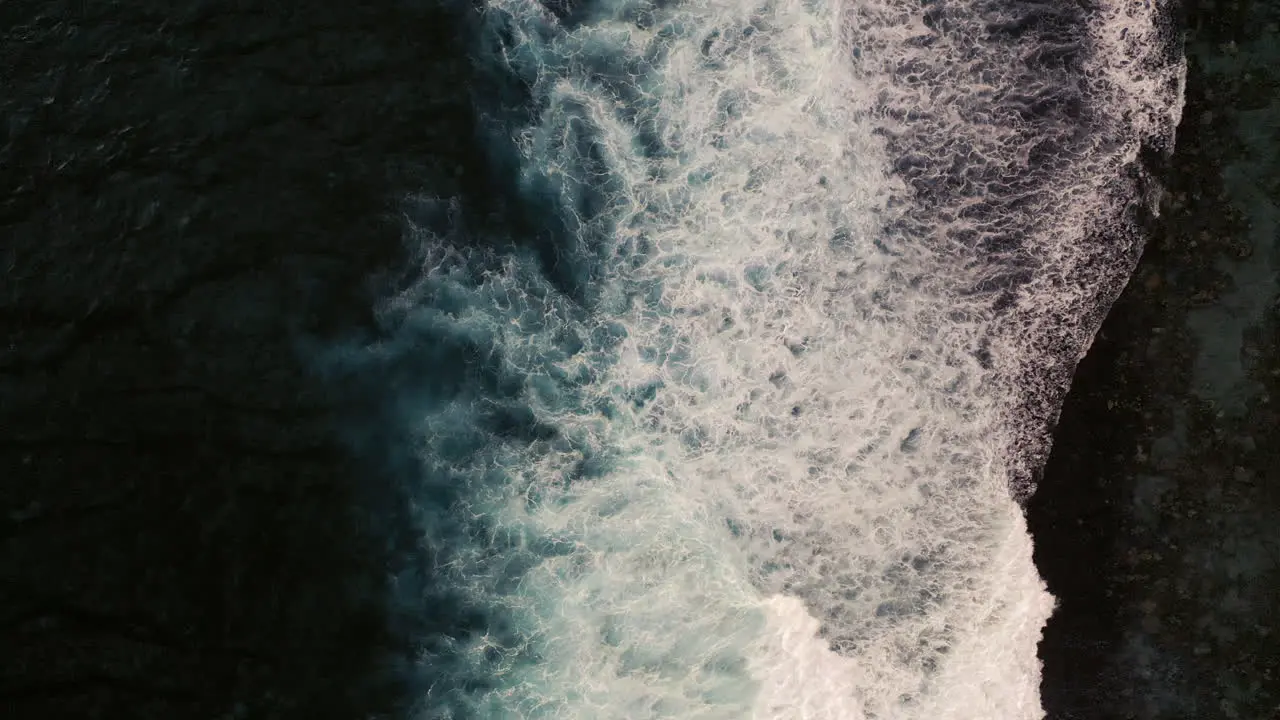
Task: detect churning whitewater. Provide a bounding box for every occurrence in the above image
[333,0,1184,717]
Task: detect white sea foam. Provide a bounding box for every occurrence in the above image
[397,0,1184,717]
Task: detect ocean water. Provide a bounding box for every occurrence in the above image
[320,0,1184,717]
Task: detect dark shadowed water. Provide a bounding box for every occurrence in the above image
[5,0,1271,718]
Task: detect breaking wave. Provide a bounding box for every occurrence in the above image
[320,0,1184,717]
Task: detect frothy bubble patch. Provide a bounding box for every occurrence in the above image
[362,0,1185,717]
